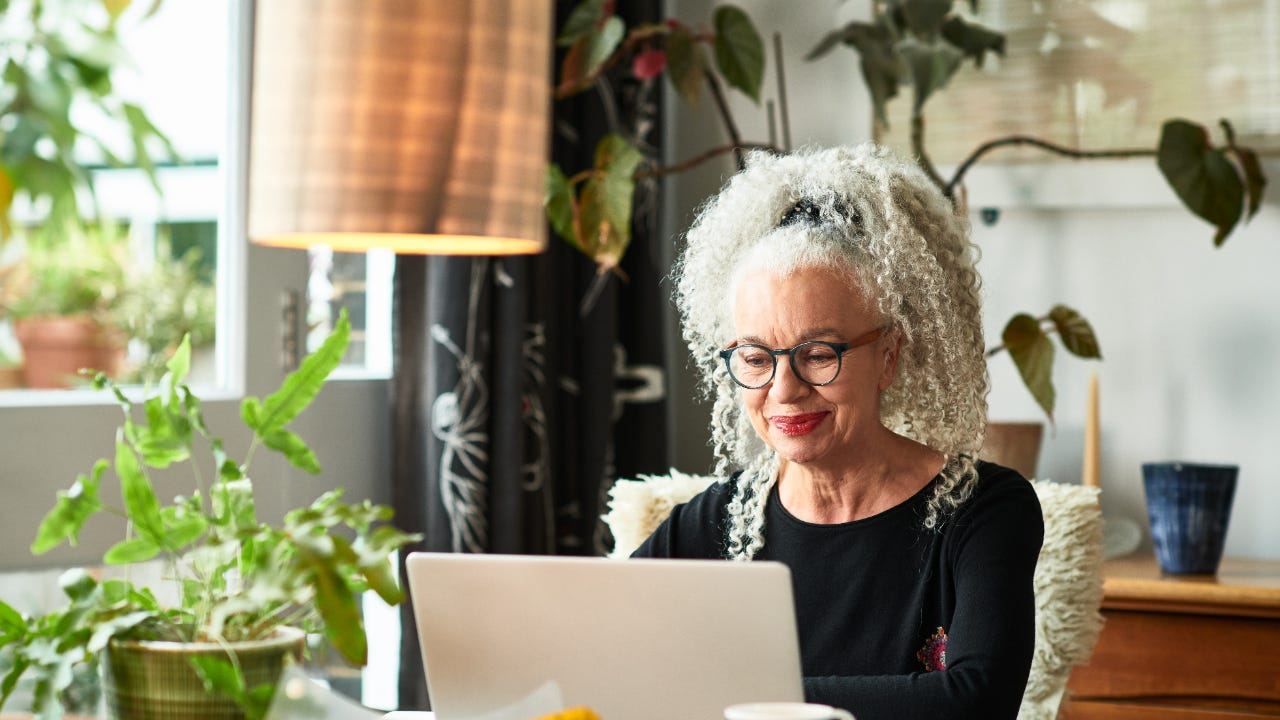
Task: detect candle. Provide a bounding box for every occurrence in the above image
[1083,373,1100,488]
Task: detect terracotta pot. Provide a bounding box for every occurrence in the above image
[980,421,1044,479]
[12,316,126,389]
[0,364,23,389]
[102,627,305,720]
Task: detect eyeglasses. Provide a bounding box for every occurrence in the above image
[718,327,888,390]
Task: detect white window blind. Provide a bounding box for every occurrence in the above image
[878,0,1280,164]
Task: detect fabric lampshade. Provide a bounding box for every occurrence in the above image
[247,0,551,255]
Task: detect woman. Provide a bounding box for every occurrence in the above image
[633,145,1043,719]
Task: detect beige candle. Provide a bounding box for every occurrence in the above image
[1082,373,1100,488]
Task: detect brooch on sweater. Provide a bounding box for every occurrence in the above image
[916,626,949,671]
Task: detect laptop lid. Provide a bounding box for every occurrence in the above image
[405,552,805,720]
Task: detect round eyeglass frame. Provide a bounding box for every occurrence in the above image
[717,326,888,390]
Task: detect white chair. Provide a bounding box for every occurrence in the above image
[602,471,1105,720]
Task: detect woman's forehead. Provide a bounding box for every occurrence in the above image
[731,265,877,333]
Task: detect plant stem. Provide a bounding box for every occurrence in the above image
[704,69,746,170]
[637,142,781,179]
[911,113,947,192]
[946,136,1156,198]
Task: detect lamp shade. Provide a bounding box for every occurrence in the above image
[247,0,551,254]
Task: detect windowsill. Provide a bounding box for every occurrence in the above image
[0,384,243,409]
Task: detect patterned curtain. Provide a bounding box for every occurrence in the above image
[393,0,668,708]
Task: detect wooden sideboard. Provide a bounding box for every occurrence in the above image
[1064,555,1280,719]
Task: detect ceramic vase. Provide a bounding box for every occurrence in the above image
[1141,462,1238,575]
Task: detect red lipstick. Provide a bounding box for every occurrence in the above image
[770,412,827,436]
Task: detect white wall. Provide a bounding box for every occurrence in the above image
[663,1,1280,560]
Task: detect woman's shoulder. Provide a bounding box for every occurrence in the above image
[948,460,1044,534]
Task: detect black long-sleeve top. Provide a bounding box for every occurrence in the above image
[632,461,1043,720]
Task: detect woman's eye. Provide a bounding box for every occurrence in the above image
[800,347,837,365]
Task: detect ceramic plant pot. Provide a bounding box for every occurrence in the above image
[980,421,1044,480]
[13,316,126,389]
[102,626,305,720]
[1141,462,1238,575]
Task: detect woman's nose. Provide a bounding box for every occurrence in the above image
[767,357,810,401]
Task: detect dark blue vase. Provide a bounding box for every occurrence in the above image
[1141,462,1238,574]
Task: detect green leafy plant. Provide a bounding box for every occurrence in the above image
[546,1,1268,421]
[0,221,130,324]
[806,0,1267,418]
[114,242,217,384]
[0,310,419,719]
[0,0,177,238]
[546,1,773,286]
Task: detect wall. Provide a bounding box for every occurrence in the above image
[662,1,1280,560]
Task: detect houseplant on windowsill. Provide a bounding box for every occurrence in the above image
[0,221,131,388]
[0,310,419,720]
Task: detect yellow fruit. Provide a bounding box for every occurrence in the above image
[533,707,602,720]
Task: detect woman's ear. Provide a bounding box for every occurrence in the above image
[877,329,903,391]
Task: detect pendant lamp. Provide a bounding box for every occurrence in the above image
[248,0,551,255]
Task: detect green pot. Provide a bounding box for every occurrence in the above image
[102,627,305,720]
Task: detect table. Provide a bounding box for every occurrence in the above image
[1063,555,1280,719]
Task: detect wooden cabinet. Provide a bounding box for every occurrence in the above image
[1064,556,1280,719]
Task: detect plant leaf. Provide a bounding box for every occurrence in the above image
[713,5,764,102]
[901,0,954,39]
[940,15,1005,67]
[1227,143,1267,220]
[574,135,643,269]
[0,599,26,638]
[166,334,192,385]
[59,568,97,602]
[104,536,161,564]
[190,655,246,706]
[261,428,322,475]
[665,25,707,106]
[249,310,349,435]
[1048,305,1102,359]
[557,0,609,46]
[900,37,964,115]
[810,20,900,128]
[545,164,577,245]
[300,542,366,666]
[31,460,107,554]
[1,654,31,709]
[1157,119,1245,247]
[116,438,166,546]
[86,610,154,653]
[1002,313,1056,420]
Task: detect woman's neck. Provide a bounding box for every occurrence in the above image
[776,431,944,524]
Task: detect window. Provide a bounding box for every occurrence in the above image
[0,0,230,393]
[879,0,1280,164]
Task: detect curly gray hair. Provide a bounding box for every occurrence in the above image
[671,144,989,560]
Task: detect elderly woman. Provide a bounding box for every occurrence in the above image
[633,145,1043,719]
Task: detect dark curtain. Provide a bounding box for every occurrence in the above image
[393,0,668,709]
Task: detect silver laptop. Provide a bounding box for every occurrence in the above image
[404,552,805,720]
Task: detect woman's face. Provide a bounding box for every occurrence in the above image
[731,264,898,469]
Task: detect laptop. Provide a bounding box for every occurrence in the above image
[404,552,805,720]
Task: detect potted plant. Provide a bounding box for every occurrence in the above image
[1,0,179,389]
[545,0,1265,429]
[0,222,132,388]
[0,310,419,720]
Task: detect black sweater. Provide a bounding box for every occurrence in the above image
[632,462,1043,720]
